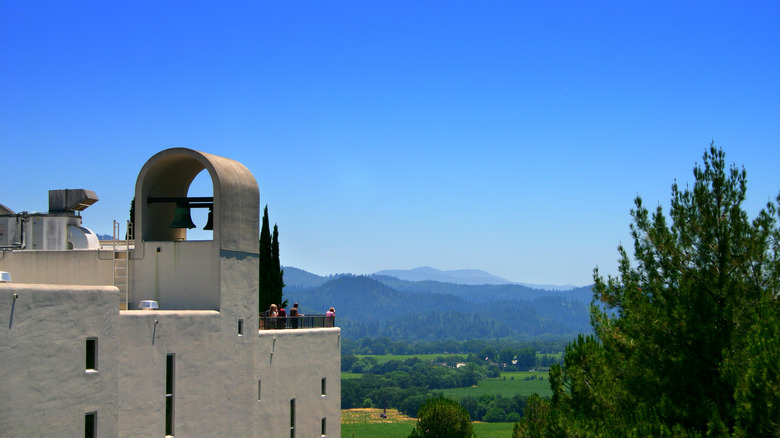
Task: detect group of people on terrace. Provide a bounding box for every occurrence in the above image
[262,302,335,329]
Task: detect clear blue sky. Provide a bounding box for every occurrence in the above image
[2,2,779,286]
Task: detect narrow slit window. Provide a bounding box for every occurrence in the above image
[257,380,261,401]
[86,338,97,371]
[166,354,175,436]
[85,412,96,438]
[321,377,326,396]
[238,319,244,336]
[321,417,326,436]
[290,398,296,438]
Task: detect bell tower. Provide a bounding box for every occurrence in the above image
[130,148,260,312]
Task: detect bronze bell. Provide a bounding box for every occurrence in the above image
[203,207,214,230]
[170,203,196,229]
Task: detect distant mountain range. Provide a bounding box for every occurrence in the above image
[374,266,513,285]
[282,266,594,341]
[374,266,580,290]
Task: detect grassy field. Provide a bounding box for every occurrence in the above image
[354,353,468,364]
[443,371,552,399]
[355,352,563,363]
[341,408,515,438]
[473,422,517,437]
[341,408,415,438]
[341,369,553,397]
[538,352,563,360]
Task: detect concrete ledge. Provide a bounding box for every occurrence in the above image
[258,327,341,336]
[0,282,119,294]
[120,310,220,317]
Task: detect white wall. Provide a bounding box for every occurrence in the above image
[117,310,341,438]
[256,328,342,437]
[0,284,119,438]
[118,310,232,437]
[0,250,114,286]
[130,241,218,310]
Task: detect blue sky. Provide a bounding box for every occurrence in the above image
[2,2,779,286]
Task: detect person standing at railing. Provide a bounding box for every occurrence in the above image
[289,303,302,328]
[263,304,278,330]
[266,304,279,328]
[277,306,287,329]
[326,307,335,328]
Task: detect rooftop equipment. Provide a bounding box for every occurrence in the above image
[138,300,159,310]
[0,189,100,250]
[48,189,99,213]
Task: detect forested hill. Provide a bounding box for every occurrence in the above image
[283,268,593,341]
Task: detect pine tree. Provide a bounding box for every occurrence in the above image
[515,144,780,437]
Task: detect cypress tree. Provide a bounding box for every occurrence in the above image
[127,197,135,239]
[258,206,273,312]
[271,223,286,308]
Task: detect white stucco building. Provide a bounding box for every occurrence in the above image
[0,148,341,437]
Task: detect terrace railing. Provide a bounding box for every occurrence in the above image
[259,314,336,330]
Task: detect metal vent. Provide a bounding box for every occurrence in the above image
[48,189,99,212]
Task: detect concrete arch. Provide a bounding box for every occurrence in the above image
[134,148,259,253]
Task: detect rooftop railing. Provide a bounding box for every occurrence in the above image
[259,314,336,330]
